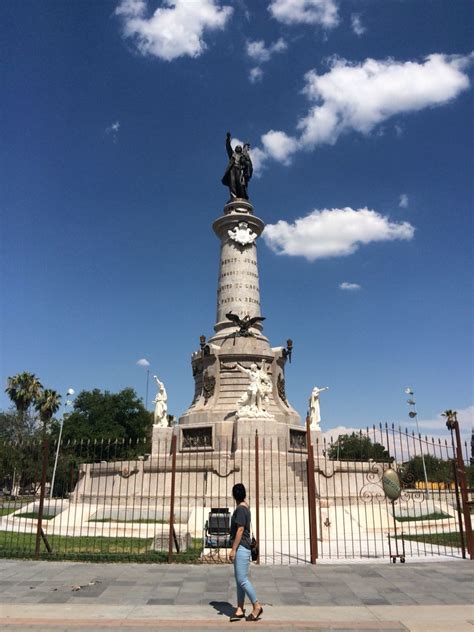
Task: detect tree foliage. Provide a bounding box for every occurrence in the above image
[5,372,43,415]
[59,388,152,443]
[327,432,392,461]
[35,389,62,431]
[401,454,453,487]
[0,410,37,442]
[0,439,43,496]
[3,372,44,441]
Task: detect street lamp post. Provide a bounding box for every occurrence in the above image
[404,387,429,499]
[50,388,75,501]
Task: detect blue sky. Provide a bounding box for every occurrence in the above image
[1,0,473,438]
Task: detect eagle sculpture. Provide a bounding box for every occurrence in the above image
[225,311,266,337]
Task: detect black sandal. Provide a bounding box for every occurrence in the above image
[230,609,246,622]
[246,607,263,621]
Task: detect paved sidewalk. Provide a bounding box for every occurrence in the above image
[0,559,472,631]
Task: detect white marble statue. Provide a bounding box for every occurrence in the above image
[152,375,168,427]
[258,360,273,402]
[236,361,273,419]
[308,385,329,430]
[228,222,257,246]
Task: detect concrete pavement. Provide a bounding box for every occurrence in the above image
[0,559,472,631]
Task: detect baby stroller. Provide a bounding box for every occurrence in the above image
[204,508,231,548]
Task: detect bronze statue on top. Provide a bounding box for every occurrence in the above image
[222,132,253,200]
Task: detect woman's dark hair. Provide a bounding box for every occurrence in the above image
[232,483,246,503]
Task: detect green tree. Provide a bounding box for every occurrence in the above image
[401,454,453,488]
[0,411,25,441]
[5,372,43,416]
[466,464,473,488]
[441,409,457,429]
[327,432,392,461]
[60,388,152,443]
[4,372,43,440]
[35,389,62,432]
[0,437,43,496]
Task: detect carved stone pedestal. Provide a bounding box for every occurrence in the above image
[234,419,293,447]
[151,426,173,454]
[311,430,323,453]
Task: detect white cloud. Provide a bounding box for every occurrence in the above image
[106,121,120,133]
[247,145,267,174]
[136,358,150,367]
[406,405,473,435]
[252,53,473,171]
[399,194,409,208]
[115,0,233,61]
[321,425,360,443]
[249,67,264,83]
[263,207,414,261]
[246,38,287,83]
[261,130,299,165]
[246,37,287,64]
[298,53,473,148]
[351,13,366,37]
[339,282,361,291]
[105,121,120,141]
[269,0,339,29]
[247,40,269,64]
[320,405,473,456]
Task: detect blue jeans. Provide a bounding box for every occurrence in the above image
[234,545,257,605]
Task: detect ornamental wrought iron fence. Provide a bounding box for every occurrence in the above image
[0,422,471,564]
[314,424,472,562]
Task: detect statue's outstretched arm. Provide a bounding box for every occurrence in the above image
[226,132,233,158]
[236,362,249,376]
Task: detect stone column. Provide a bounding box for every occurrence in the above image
[210,200,266,343]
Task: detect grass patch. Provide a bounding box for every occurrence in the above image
[0,508,18,517]
[400,532,462,547]
[395,512,450,523]
[0,531,203,563]
[88,518,168,524]
[14,512,55,520]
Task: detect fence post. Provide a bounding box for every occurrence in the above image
[451,459,466,559]
[34,435,49,560]
[448,414,473,559]
[306,415,318,564]
[254,430,260,564]
[168,434,177,563]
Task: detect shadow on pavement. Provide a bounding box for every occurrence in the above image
[209,600,235,618]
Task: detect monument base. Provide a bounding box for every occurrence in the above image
[151,426,173,454]
[233,419,308,450]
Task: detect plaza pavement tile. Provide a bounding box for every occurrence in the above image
[0,560,472,630]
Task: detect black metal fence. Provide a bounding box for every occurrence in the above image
[0,423,471,564]
[314,425,472,561]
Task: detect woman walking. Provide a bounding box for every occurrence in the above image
[229,483,263,622]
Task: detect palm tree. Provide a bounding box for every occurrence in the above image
[35,389,62,429]
[442,409,457,430]
[5,372,43,441]
[33,388,61,559]
[5,372,43,417]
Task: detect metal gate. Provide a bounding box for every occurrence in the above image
[310,416,473,562]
